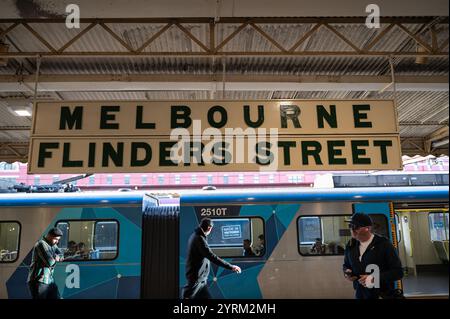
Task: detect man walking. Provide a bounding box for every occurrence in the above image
[27,227,64,299]
[182,218,241,299]
[343,213,403,299]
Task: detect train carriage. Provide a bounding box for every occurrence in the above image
[0,186,448,299]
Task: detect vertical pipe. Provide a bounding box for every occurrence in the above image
[33,55,41,103]
[222,55,226,99]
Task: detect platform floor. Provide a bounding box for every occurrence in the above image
[403,269,449,297]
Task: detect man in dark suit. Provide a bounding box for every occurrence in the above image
[343,213,404,299]
[182,218,241,299]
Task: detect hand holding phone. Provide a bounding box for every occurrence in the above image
[344,269,358,281]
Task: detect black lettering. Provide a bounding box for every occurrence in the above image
[185,142,205,166]
[327,140,347,165]
[135,105,155,129]
[38,143,59,167]
[255,142,273,165]
[88,143,96,167]
[374,140,393,164]
[212,142,231,166]
[280,105,301,128]
[100,106,120,129]
[208,105,228,128]
[102,142,124,167]
[59,106,83,130]
[353,104,372,128]
[159,141,178,166]
[278,141,296,166]
[62,143,83,167]
[317,105,337,128]
[301,141,323,165]
[351,140,371,164]
[171,105,192,129]
[243,105,264,128]
[131,142,152,166]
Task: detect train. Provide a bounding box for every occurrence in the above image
[0,183,448,299]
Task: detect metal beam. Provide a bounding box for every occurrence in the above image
[1,17,446,24]
[0,73,449,85]
[1,74,447,83]
[0,75,447,93]
[0,17,447,58]
[0,126,31,131]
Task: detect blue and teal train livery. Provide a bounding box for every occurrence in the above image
[0,186,448,298]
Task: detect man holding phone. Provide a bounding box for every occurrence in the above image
[343,213,403,299]
[27,227,64,299]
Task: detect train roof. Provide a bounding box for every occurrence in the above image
[180,186,449,204]
[0,186,447,207]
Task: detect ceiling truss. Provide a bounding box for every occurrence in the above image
[0,17,448,58]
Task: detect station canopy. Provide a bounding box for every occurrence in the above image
[0,0,448,163]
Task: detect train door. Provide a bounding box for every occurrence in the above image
[394,205,449,297]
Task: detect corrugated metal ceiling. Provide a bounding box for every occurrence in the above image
[0,20,448,144]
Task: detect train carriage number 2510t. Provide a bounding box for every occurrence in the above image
[200,208,228,216]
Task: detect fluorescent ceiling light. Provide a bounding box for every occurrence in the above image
[6,100,32,116]
[14,109,32,116]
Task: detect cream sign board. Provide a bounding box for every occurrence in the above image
[28,100,401,173]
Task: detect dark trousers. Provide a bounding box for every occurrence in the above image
[182,280,212,299]
[355,286,379,299]
[28,281,61,299]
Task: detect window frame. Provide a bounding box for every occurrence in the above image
[0,220,22,264]
[208,216,266,259]
[428,211,449,241]
[55,219,120,262]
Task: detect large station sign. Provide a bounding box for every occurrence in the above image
[28,100,401,173]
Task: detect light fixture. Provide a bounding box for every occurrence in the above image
[14,109,32,116]
[432,138,449,148]
[6,100,32,117]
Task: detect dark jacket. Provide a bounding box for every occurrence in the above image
[185,227,233,283]
[27,237,63,284]
[343,234,403,299]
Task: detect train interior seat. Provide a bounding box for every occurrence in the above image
[432,241,449,263]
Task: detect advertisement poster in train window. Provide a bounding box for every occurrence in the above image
[299,217,321,244]
[208,218,251,247]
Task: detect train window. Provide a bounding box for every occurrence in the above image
[0,221,21,263]
[55,220,119,261]
[428,212,449,241]
[208,217,265,258]
[297,214,389,256]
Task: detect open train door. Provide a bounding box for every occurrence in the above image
[393,202,449,298]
